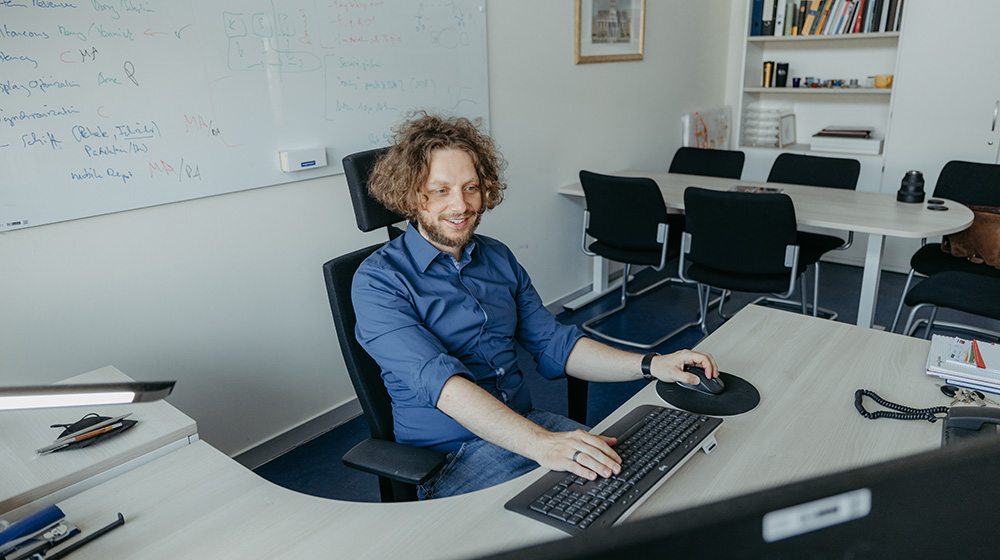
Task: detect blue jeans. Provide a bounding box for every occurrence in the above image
[416,409,589,500]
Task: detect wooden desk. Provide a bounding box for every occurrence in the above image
[558,171,974,328]
[50,308,945,559]
[0,366,198,519]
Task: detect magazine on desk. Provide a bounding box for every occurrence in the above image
[926,335,1000,393]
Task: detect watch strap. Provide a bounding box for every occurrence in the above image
[641,352,658,381]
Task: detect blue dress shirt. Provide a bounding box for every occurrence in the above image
[352,226,585,453]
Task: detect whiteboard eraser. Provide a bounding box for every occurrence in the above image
[279,148,328,172]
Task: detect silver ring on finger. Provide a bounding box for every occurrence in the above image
[572,450,582,463]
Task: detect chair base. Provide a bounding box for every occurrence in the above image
[757,296,838,321]
[582,275,703,350]
[904,305,1000,342]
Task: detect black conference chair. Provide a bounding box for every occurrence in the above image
[578,170,698,348]
[891,160,1000,338]
[678,187,808,334]
[766,152,861,319]
[900,272,1000,341]
[668,147,745,179]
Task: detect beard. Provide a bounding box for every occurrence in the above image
[417,211,482,251]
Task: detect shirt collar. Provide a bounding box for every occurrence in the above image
[403,225,478,272]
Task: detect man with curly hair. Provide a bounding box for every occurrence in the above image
[352,112,718,499]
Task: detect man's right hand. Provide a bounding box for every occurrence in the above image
[531,429,622,481]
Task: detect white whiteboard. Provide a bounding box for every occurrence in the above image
[0,0,489,231]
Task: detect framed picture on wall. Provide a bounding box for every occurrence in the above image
[575,0,646,64]
[779,114,797,148]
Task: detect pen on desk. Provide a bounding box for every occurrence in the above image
[36,424,123,455]
[45,513,125,560]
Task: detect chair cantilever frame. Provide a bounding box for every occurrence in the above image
[764,152,861,321]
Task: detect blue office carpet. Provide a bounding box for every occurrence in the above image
[252,262,1000,502]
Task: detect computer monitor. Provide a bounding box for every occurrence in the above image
[480,438,1000,559]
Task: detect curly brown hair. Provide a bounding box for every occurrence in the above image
[368,111,507,220]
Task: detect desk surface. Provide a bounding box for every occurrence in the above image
[52,308,946,559]
[0,366,198,516]
[558,171,973,238]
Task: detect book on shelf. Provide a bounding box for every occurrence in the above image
[801,0,822,35]
[813,126,873,138]
[927,335,1000,393]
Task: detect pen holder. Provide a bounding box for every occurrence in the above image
[49,412,137,452]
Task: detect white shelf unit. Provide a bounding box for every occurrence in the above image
[737,25,900,160]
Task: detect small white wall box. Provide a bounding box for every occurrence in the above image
[279,148,328,172]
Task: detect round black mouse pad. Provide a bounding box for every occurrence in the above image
[655,371,760,416]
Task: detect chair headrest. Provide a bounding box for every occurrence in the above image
[343,147,407,234]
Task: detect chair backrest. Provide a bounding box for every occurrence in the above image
[323,243,397,444]
[767,153,860,190]
[343,147,406,239]
[669,147,746,179]
[579,170,670,255]
[683,186,799,276]
[932,160,1000,207]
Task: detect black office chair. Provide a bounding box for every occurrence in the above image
[668,147,745,179]
[891,160,1000,338]
[578,170,697,348]
[678,187,808,334]
[766,153,861,319]
[323,247,445,503]
[900,272,1000,341]
[323,148,445,503]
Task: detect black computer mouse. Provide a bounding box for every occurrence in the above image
[676,365,726,395]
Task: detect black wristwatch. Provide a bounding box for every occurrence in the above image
[641,352,658,381]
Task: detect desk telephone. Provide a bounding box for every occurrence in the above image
[942,406,1000,446]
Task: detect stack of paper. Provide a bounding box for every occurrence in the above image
[926,335,1000,393]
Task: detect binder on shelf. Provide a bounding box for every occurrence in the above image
[784,0,797,35]
[774,0,788,35]
[894,0,905,31]
[751,0,765,36]
[762,0,776,35]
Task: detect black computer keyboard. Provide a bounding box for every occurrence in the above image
[504,404,722,534]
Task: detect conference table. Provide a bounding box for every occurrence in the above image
[24,306,951,559]
[558,171,974,329]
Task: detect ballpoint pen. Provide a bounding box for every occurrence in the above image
[35,413,131,455]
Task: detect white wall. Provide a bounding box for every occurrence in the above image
[0,1,735,456]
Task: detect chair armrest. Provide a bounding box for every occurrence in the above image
[342,438,447,486]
